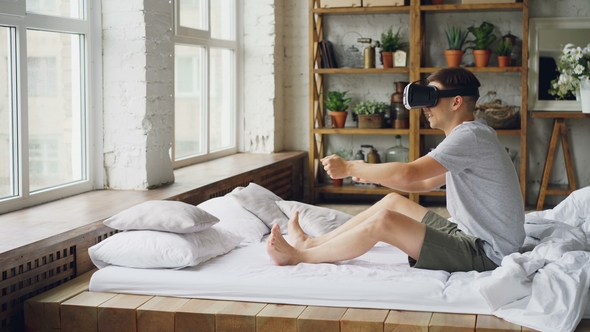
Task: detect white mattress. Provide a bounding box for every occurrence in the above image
[90,238,494,314]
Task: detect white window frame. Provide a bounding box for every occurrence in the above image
[172,0,241,168]
[0,0,102,214]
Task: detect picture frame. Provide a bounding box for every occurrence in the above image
[393,50,407,67]
[528,17,590,111]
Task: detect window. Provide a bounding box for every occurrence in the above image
[0,0,97,213]
[173,0,239,167]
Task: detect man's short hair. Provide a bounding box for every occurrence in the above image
[427,67,481,105]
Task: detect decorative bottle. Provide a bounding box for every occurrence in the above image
[385,135,409,163]
[390,81,409,129]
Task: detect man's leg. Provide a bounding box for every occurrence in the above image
[268,208,426,266]
[289,192,429,249]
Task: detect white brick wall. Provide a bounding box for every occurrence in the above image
[243,0,284,153]
[101,0,174,189]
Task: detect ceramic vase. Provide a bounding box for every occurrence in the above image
[444,50,464,67]
[498,55,511,67]
[381,52,393,68]
[330,111,348,128]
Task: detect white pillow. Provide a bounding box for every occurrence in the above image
[88,226,243,269]
[231,182,289,233]
[103,200,219,233]
[275,201,353,237]
[197,195,270,243]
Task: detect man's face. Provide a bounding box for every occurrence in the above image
[422,82,448,129]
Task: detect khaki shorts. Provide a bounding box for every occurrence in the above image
[408,210,498,273]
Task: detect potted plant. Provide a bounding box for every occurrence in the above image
[444,25,468,67]
[495,40,513,67]
[330,147,352,186]
[352,101,388,128]
[466,21,497,67]
[380,26,408,69]
[324,90,352,128]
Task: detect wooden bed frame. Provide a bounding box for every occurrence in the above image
[26,268,575,332]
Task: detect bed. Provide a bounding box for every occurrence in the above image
[88,183,590,332]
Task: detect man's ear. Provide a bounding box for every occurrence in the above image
[452,95,464,110]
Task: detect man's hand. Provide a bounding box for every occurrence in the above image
[321,154,356,179]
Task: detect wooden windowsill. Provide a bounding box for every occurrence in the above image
[0,151,306,255]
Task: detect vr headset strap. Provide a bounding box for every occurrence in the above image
[436,87,480,98]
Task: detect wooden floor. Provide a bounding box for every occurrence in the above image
[25,270,578,332]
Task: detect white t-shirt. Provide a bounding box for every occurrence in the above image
[428,118,525,265]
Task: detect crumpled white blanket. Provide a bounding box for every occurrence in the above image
[476,187,590,332]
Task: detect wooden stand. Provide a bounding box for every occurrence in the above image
[532,112,590,210]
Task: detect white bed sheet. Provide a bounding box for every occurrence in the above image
[90,186,590,332]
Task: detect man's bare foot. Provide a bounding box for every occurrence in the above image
[267,224,301,266]
[287,211,312,249]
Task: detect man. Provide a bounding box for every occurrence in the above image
[267,67,525,273]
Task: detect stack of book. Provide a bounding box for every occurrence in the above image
[318,40,338,68]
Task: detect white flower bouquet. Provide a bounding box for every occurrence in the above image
[549,43,590,99]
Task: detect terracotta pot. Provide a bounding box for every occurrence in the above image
[473,49,491,67]
[381,51,393,68]
[358,114,384,129]
[330,111,348,128]
[332,178,343,187]
[497,55,511,67]
[444,50,464,67]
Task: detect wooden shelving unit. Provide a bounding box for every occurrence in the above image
[308,0,528,204]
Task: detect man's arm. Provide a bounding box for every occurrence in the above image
[322,154,447,192]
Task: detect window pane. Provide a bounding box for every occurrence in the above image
[175,44,204,160]
[211,0,234,40]
[179,0,206,31]
[27,30,85,192]
[0,27,15,199]
[209,48,233,151]
[27,0,84,19]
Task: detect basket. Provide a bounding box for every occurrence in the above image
[357,114,384,129]
[474,99,520,129]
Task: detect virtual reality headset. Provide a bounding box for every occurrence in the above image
[403,81,479,109]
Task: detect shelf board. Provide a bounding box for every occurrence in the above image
[313,6,410,15]
[314,183,446,197]
[419,190,447,197]
[314,127,410,135]
[419,128,521,135]
[420,67,523,74]
[315,183,401,195]
[420,3,524,12]
[419,128,444,135]
[315,67,410,74]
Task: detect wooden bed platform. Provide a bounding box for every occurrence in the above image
[24,269,590,332]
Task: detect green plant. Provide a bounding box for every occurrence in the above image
[466,21,497,51]
[324,91,352,112]
[495,40,513,56]
[352,101,389,115]
[445,26,469,51]
[380,26,408,52]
